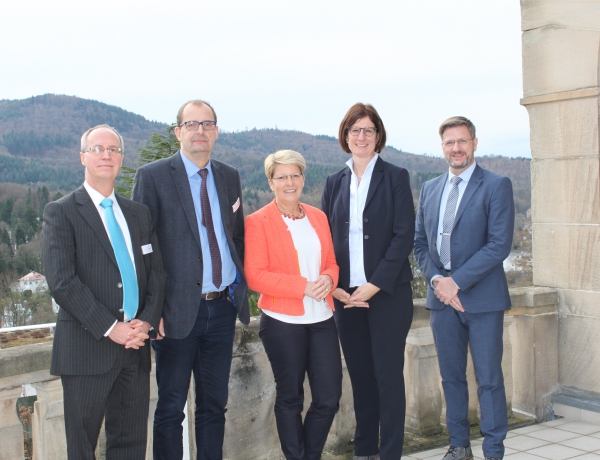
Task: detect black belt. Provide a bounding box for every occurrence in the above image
[201,290,227,300]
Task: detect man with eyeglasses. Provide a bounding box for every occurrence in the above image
[42,124,166,459]
[132,100,249,460]
[414,117,514,460]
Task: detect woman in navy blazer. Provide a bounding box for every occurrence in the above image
[321,103,415,460]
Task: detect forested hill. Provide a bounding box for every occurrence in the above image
[0,95,530,212]
[0,94,167,189]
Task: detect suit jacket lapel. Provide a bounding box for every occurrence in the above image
[364,155,384,209]
[211,160,232,240]
[340,167,351,222]
[454,164,483,227]
[74,187,118,267]
[171,151,202,248]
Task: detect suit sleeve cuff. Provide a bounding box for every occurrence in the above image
[104,320,118,337]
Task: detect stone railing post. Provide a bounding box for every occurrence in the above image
[404,326,442,436]
[31,378,66,460]
[509,287,558,421]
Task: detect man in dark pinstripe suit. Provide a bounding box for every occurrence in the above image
[42,125,166,460]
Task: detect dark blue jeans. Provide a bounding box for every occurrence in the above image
[152,297,237,460]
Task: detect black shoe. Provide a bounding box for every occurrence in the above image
[441,445,473,460]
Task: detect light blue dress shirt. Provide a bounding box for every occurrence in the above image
[180,152,236,293]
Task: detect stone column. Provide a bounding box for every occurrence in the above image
[520,1,600,400]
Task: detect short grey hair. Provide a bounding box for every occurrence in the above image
[80,124,124,153]
[439,116,476,140]
[264,150,307,179]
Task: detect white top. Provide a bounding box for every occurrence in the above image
[84,181,136,329]
[435,161,477,278]
[346,154,378,287]
[261,215,332,324]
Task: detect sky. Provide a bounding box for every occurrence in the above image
[0,0,530,158]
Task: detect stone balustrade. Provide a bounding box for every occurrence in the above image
[0,286,558,460]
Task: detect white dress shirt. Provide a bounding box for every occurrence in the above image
[83,181,136,332]
[347,154,378,287]
[432,161,477,287]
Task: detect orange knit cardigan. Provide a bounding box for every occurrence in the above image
[245,199,339,316]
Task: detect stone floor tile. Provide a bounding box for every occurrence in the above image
[542,418,573,427]
[411,447,448,459]
[511,424,548,435]
[504,435,551,450]
[504,452,547,459]
[593,432,600,439]
[526,444,586,460]
[559,422,600,436]
[526,427,581,442]
[568,454,600,459]
[560,435,600,452]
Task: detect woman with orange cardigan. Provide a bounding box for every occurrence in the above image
[245,150,341,460]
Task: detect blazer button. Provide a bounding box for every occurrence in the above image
[196,282,202,286]
[118,309,124,313]
[198,257,202,261]
[117,282,123,288]
[364,235,369,240]
[364,218,368,222]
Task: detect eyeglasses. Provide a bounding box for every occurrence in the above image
[180,120,217,131]
[442,138,472,148]
[348,126,377,137]
[86,146,123,156]
[271,174,304,182]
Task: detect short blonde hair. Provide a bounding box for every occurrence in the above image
[264,150,307,179]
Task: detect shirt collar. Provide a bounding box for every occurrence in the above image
[345,154,379,177]
[448,160,477,184]
[180,151,212,178]
[83,181,116,206]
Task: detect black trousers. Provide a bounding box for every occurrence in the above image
[260,314,342,460]
[333,282,413,460]
[61,348,149,460]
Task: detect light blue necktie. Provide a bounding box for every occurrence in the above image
[100,198,138,320]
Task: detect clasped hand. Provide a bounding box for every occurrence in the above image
[108,319,151,349]
[332,282,380,309]
[433,277,464,312]
[305,274,334,301]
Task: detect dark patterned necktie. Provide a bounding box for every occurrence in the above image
[199,169,222,288]
[439,176,462,267]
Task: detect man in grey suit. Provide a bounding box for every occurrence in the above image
[132,100,249,460]
[42,124,166,459]
[414,117,514,460]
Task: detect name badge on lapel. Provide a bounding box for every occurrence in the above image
[141,244,153,254]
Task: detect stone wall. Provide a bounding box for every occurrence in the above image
[520,0,600,397]
[0,287,558,460]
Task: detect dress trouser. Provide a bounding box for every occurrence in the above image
[61,348,149,460]
[152,297,237,460]
[333,282,413,460]
[430,306,507,459]
[260,314,342,460]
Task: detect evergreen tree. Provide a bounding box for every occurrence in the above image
[116,125,179,198]
[37,186,49,218]
[52,191,63,201]
[1,198,13,224]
